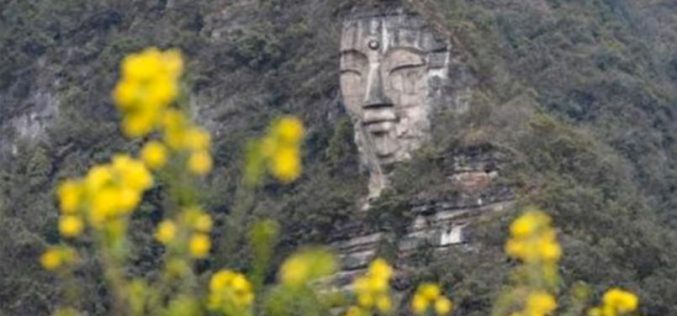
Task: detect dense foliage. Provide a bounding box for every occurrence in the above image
[1,0,676,315]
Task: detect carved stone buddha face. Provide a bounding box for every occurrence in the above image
[340,12,451,198]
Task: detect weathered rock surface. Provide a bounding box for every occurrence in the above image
[339,9,473,199]
[333,9,512,289]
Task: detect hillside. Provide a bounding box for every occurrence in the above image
[1,0,676,315]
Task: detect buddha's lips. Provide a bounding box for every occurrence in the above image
[363,108,397,133]
[365,120,395,134]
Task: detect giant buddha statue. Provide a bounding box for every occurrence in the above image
[332,9,514,281]
[340,9,467,199]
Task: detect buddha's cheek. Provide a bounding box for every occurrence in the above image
[394,93,429,138]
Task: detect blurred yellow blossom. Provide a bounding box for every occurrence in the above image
[270,147,300,183]
[246,116,305,185]
[434,297,453,315]
[419,283,441,301]
[155,220,177,244]
[510,210,550,238]
[85,165,113,193]
[505,210,561,264]
[353,258,394,313]
[276,116,304,144]
[188,150,213,175]
[525,291,557,316]
[112,155,153,191]
[194,213,213,233]
[376,294,392,312]
[279,248,336,287]
[208,269,254,314]
[40,247,76,271]
[59,215,84,237]
[588,288,639,316]
[184,127,211,151]
[411,283,454,316]
[603,288,638,313]
[141,141,168,169]
[40,248,63,271]
[113,48,183,138]
[57,180,82,214]
[344,306,367,316]
[189,233,211,258]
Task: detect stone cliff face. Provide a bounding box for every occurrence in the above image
[331,9,515,287]
[330,145,514,288]
[0,57,61,158]
[339,9,473,200]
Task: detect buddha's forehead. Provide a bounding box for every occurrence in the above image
[341,14,448,54]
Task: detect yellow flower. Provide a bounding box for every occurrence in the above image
[118,187,141,213]
[368,258,393,281]
[526,291,557,315]
[210,270,236,291]
[505,239,526,259]
[40,248,63,270]
[57,180,81,214]
[188,150,213,175]
[231,274,251,292]
[510,210,551,238]
[376,294,392,312]
[189,233,211,258]
[155,220,177,244]
[113,79,137,110]
[358,293,374,308]
[279,253,310,286]
[146,79,177,107]
[113,155,153,191]
[270,147,300,183]
[90,187,120,222]
[587,307,602,316]
[411,294,428,315]
[122,111,157,138]
[114,48,183,138]
[208,270,254,312]
[122,48,163,82]
[538,238,562,262]
[161,108,187,132]
[345,306,366,316]
[353,258,394,312]
[184,127,211,151]
[162,49,184,79]
[434,297,453,316]
[141,141,168,169]
[59,215,84,237]
[85,165,113,193]
[419,283,441,301]
[194,213,213,233]
[510,214,538,238]
[602,288,638,313]
[279,248,336,286]
[367,275,388,293]
[275,116,304,144]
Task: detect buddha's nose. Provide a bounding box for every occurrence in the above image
[363,64,393,109]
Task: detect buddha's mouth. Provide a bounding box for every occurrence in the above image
[364,120,395,134]
[363,108,397,134]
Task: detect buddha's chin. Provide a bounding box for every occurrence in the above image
[371,134,399,165]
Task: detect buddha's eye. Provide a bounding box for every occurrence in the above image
[388,65,424,94]
[340,70,363,93]
[340,50,368,77]
[383,49,425,94]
